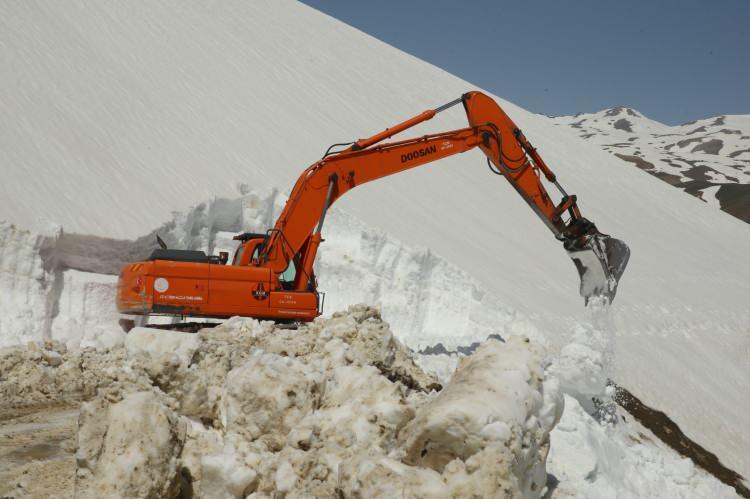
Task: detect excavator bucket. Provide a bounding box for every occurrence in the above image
[566,234,630,304]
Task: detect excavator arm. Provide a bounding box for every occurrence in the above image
[261,91,629,303]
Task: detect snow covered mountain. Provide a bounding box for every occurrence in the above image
[2,0,750,490]
[551,108,750,223]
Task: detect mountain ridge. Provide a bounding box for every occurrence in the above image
[551,107,750,223]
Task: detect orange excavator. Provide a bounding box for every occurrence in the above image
[117,91,629,322]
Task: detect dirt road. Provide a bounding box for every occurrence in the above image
[0,403,79,498]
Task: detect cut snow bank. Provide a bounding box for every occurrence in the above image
[0,221,60,346]
[0,188,540,353]
[164,187,543,350]
[0,222,124,349]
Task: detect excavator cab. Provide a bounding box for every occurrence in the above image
[231,233,268,266]
[231,233,301,291]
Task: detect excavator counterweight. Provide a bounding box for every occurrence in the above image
[117,91,629,322]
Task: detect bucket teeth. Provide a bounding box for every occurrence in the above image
[567,234,630,304]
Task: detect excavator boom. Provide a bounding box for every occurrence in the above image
[117,91,629,322]
[261,91,629,303]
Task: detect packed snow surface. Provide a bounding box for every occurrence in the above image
[2,0,750,480]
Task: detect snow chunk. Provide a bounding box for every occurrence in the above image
[200,450,257,499]
[76,391,186,498]
[399,336,563,496]
[220,350,322,448]
[125,326,201,366]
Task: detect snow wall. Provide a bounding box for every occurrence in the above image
[0,188,540,352]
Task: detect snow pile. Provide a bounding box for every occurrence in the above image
[0,305,561,497]
[399,338,563,497]
[2,306,735,497]
[76,391,187,499]
[188,307,557,497]
[0,340,154,413]
[547,299,614,413]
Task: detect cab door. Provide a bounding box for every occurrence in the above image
[208,264,272,316]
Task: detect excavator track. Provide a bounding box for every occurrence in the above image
[118,318,303,334]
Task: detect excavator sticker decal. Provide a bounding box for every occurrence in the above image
[401,145,437,163]
[252,282,268,300]
[154,278,169,293]
[158,295,203,301]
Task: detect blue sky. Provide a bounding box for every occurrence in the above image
[302,0,749,125]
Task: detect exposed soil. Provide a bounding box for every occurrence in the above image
[691,139,724,155]
[612,151,750,223]
[729,148,750,159]
[613,118,633,133]
[613,153,656,171]
[715,183,750,223]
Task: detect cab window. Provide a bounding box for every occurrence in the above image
[232,245,244,266]
[280,259,296,284]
